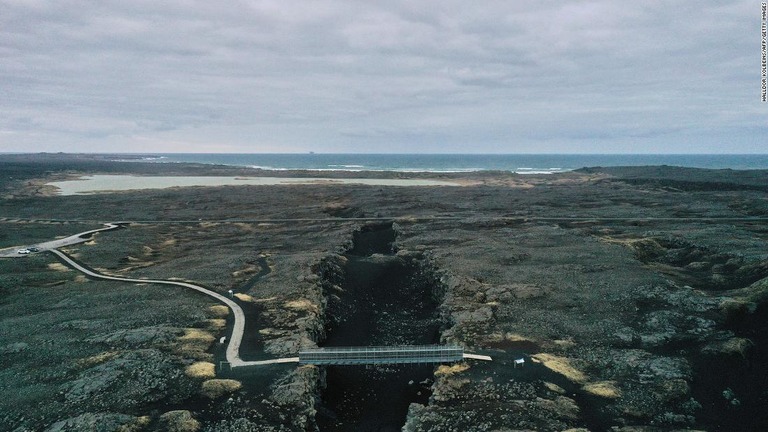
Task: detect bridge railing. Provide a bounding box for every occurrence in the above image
[298,345,464,365]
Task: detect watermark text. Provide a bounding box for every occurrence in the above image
[762,3,767,101]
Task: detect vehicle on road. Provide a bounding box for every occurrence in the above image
[28,247,39,252]
[16,249,30,254]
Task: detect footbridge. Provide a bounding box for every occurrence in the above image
[298,345,491,365]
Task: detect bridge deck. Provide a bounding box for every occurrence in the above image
[299,345,464,365]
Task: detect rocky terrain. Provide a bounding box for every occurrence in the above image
[0,154,766,431]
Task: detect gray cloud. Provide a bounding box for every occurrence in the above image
[0,0,764,153]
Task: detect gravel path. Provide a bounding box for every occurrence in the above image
[49,248,298,367]
[3,222,297,366]
[5,221,491,367]
[0,222,122,258]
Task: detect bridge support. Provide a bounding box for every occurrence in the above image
[218,361,231,372]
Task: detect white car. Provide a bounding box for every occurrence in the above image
[16,249,31,254]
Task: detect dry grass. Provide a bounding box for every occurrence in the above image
[395,216,419,223]
[598,236,666,261]
[76,351,120,368]
[732,276,768,304]
[482,332,536,345]
[234,293,255,302]
[285,298,319,314]
[543,381,566,394]
[116,416,150,432]
[704,337,754,358]
[203,318,226,332]
[159,238,177,248]
[259,328,288,337]
[531,353,588,384]
[180,328,215,342]
[505,333,534,342]
[201,379,242,399]
[583,381,622,398]
[720,298,753,318]
[175,329,215,360]
[252,296,278,303]
[47,262,71,272]
[435,363,470,376]
[553,338,577,349]
[482,332,506,343]
[118,260,156,273]
[94,267,119,276]
[160,410,200,432]
[720,337,754,357]
[232,264,257,278]
[207,305,229,318]
[185,362,216,379]
[536,395,580,420]
[233,222,256,231]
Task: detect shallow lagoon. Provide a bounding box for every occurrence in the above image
[48,175,460,195]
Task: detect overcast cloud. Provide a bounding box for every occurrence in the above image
[0,0,765,153]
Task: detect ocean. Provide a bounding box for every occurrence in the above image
[129,154,768,173]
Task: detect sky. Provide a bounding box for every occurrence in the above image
[0,0,766,154]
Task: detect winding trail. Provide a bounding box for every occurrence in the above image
[0,222,125,258]
[7,221,489,368]
[50,248,298,367]
[37,222,124,249]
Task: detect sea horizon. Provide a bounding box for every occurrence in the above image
[4,152,768,172]
[112,153,768,173]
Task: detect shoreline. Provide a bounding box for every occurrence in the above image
[2,153,766,206]
[4,153,768,174]
[47,175,468,196]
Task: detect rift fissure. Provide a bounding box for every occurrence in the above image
[314,223,445,432]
